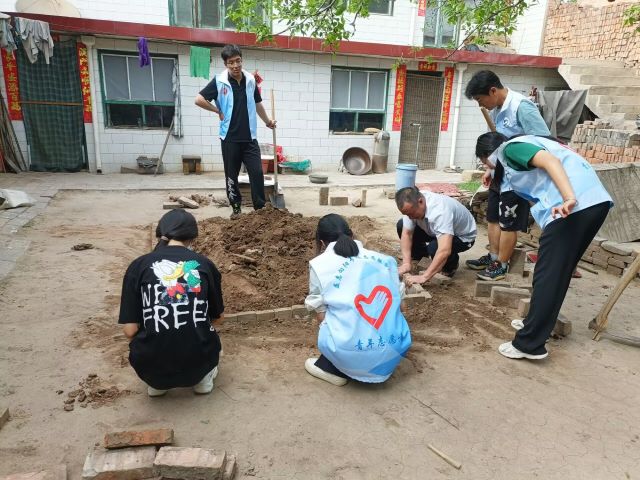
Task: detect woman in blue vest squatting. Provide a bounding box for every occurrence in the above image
[118,209,224,396]
[195,44,276,219]
[304,214,412,386]
[475,133,613,360]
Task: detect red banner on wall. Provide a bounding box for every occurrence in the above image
[77,43,93,123]
[440,67,455,132]
[1,50,23,120]
[392,64,407,132]
[418,0,426,16]
[418,61,438,72]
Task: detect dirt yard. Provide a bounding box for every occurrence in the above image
[1,188,639,479]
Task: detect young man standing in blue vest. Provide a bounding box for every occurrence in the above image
[464,70,551,281]
[195,44,276,218]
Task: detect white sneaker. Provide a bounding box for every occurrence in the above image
[193,366,219,394]
[498,342,548,360]
[147,386,168,397]
[511,319,524,331]
[304,358,348,386]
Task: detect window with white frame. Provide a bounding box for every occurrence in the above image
[330,68,388,133]
[100,53,176,129]
[169,0,265,29]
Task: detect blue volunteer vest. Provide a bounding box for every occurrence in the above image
[309,243,411,383]
[490,89,533,138]
[491,135,613,229]
[215,69,258,140]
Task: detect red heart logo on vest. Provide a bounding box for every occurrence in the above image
[354,285,392,330]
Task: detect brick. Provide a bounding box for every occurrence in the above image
[235,311,256,322]
[406,283,425,295]
[517,298,531,317]
[163,202,182,210]
[318,187,329,206]
[607,264,623,276]
[552,314,572,337]
[601,241,633,256]
[430,274,452,286]
[177,196,199,209]
[609,253,636,264]
[403,293,429,307]
[273,307,292,320]
[222,455,237,480]
[1,465,67,480]
[223,313,238,322]
[591,236,606,246]
[351,198,362,207]
[592,255,609,268]
[329,196,348,206]
[0,406,8,430]
[490,287,531,309]
[255,309,275,321]
[154,447,226,480]
[474,280,511,298]
[608,258,626,269]
[82,446,157,480]
[291,305,308,318]
[360,189,367,207]
[104,428,174,450]
[509,248,526,276]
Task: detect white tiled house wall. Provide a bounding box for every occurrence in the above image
[510,0,548,56]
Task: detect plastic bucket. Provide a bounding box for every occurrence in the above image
[395,163,418,190]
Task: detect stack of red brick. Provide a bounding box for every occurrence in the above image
[581,237,639,278]
[571,122,640,165]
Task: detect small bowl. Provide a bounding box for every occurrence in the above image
[309,174,328,184]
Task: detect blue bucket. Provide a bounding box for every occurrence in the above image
[395,163,418,190]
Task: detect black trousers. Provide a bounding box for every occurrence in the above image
[220,139,265,210]
[315,355,350,379]
[513,202,610,355]
[396,219,474,273]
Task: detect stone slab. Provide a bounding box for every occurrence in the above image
[235,311,256,322]
[474,280,511,298]
[552,314,572,337]
[490,287,531,309]
[163,202,182,210]
[221,455,237,480]
[255,310,275,321]
[154,447,226,480]
[273,307,292,320]
[82,446,157,480]
[329,196,349,206]
[601,241,633,256]
[177,196,199,209]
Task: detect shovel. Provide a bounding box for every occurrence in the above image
[269,89,286,209]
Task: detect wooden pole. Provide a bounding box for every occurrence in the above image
[480,107,496,132]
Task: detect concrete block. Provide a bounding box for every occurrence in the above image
[235,311,257,322]
[461,169,484,182]
[517,298,531,317]
[0,406,8,430]
[1,465,67,480]
[474,280,511,298]
[82,446,157,480]
[291,305,308,318]
[154,447,226,480]
[509,248,526,276]
[360,189,367,207]
[177,196,199,209]
[607,264,623,276]
[430,274,452,286]
[163,202,182,210]
[490,287,531,309]
[318,187,329,206]
[224,313,238,322]
[608,258,626,269]
[592,254,609,268]
[329,196,349,206]
[406,283,425,295]
[601,241,633,256]
[255,310,275,321]
[351,198,362,207]
[552,314,572,337]
[222,455,237,480]
[104,428,174,450]
[609,253,635,264]
[273,307,292,320]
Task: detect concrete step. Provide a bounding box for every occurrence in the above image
[588,86,640,96]
[580,75,640,87]
[561,58,626,68]
[563,66,639,77]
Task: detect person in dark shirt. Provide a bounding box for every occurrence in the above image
[119,209,224,397]
[195,44,276,219]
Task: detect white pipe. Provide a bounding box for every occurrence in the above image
[409,0,417,46]
[81,35,103,174]
[448,63,467,170]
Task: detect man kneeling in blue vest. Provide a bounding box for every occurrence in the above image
[196,44,276,219]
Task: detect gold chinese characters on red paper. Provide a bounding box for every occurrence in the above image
[77,43,93,123]
[440,67,454,132]
[1,50,22,120]
[392,64,407,132]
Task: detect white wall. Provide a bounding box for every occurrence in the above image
[510,0,548,56]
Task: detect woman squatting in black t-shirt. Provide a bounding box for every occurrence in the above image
[118,209,224,397]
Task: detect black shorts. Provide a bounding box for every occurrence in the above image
[486,189,530,232]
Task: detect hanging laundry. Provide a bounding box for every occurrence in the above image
[189,46,210,79]
[137,37,150,67]
[15,17,54,64]
[0,13,17,53]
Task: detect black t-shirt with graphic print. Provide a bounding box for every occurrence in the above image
[119,245,224,390]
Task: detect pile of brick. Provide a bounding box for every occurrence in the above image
[581,237,639,278]
[570,121,640,164]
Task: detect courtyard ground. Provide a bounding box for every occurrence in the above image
[0,172,639,479]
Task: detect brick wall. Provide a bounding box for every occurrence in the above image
[543,1,640,68]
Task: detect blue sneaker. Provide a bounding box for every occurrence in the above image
[477,261,508,281]
[466,253,493,271]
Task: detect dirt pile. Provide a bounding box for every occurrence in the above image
[193,206,380,312]
[59,374,132,411]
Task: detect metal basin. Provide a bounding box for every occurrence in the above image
[342,147,372,175]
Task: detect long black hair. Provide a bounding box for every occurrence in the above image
[154,209,198,250]
[315,214,359,258]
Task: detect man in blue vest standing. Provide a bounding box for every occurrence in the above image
[464,70,551,280]
[195,44,276,218]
